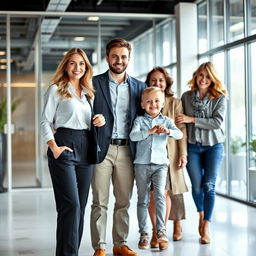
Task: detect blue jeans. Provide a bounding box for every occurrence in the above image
[186,143,224,221]
[135,164,168,233]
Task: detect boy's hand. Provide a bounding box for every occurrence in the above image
[147,125,159,135]
[156,125,169,134]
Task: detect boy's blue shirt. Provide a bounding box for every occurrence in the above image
[129,113,183,165]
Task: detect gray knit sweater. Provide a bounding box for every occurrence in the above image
[181,90,227,146]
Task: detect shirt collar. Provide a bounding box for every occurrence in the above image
[68,82,88,97]
[144,112,164,119]
[108,70,128,84]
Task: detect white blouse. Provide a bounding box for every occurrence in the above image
[41,83,93,143]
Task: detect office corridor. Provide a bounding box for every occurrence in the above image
[0,187,255,256]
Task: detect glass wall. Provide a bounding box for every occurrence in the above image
[228,0,244,42]
[210,0,224,48]
[197,0,256,204]
[249,0,256,35]
[132,19,177,95]
[198,1,208,53]
[249,41,256,202]
[229,46,246,200]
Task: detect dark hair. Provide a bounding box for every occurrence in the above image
[145,66,174,97]
[106,38,132,56]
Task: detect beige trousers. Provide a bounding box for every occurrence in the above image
[90,144,134,250]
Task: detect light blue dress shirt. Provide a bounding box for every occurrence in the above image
[108,72,130,139]
[41,83,92,143]
[129,113,183,165]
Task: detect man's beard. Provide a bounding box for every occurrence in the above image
[109,63,128,74]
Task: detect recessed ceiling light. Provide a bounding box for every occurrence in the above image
[0,65,7,69]
[0,51,6,55]
[74,37,85,41]
[0,59,14,63]
[87,16,99,21]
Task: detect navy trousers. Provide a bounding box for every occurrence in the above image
[48,128,94,256]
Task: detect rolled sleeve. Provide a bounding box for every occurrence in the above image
[41,85,59,143]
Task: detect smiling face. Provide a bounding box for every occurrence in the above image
[66,53,86,82]
[141,89,165,118]
[196,68,212,93]
[106,47,130,74]
[148,71,167,91]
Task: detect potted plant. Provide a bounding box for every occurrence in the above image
[0,96,21,192]
[248,137,256,167]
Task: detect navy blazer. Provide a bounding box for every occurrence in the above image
[93,71,146,163]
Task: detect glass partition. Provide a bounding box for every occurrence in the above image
[228,0,244,42]
[210,0,224,48]
[198,1,208,53]
[229,46,246,200]
[249,42,256,202]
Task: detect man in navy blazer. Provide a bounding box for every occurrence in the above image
[90,38,146,256]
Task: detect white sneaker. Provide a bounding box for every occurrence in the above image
[156,229,168,243]
[138,233,150,249]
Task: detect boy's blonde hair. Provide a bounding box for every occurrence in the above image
[141,87,165,101]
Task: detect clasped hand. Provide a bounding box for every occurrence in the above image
[148,125,169,135]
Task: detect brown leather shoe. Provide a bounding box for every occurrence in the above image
[113,245,138,256]
[200,233,211,244]
[93,249,106,256]
[159,241,169,250]
[173,221,183,241]
[150,230,159,248]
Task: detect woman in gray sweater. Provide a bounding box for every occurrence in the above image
[176,62,227,244]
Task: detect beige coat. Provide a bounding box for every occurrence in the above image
[162,96,188,195]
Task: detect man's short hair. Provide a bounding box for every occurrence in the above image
[106,38,132,56]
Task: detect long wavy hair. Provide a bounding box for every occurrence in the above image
[145,66,174,97]
[51,48,95,99]
[188,62,227,99]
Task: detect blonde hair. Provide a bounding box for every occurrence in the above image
[51,48,95,99]
[188,62,227,99]
[141,87,165,101]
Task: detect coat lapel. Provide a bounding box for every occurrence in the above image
[98,72,113,115]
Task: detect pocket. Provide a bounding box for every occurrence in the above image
[47,143,74,160]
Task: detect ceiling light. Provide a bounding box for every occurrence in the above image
[0,59,14,63]
[87,16,99,21]
[0,65,7,69]
[74,37,85,41]
[0,51,6,55]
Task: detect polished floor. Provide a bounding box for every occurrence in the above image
[0,187,255,256]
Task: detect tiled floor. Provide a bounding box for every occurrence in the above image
[0,187,255,256]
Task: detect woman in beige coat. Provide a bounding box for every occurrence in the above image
[146,67,188,247]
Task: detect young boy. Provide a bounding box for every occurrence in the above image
[129,87,183,250]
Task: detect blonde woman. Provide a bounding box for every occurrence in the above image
[41,48,105,256]
[176,62,227,244]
